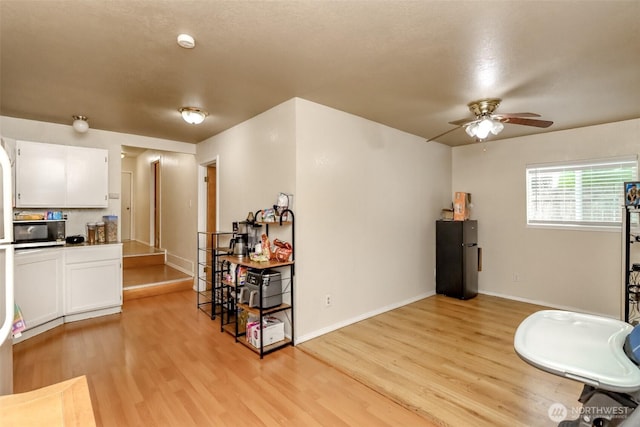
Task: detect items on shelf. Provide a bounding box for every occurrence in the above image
[87,223,96,244]
[14,211,66,221]
[225,263,248,285]
[216,208,295,358]
[453,192,471,221]
[246,316,284,348]
[96,222,106,243]
[272,239,292,262]
[103,215,118,243]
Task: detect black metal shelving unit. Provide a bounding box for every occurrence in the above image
[624,207,640,325]
[196,231,234,318]
[218,209,295,358]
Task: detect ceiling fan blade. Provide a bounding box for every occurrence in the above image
[494,112,541,118]
[448,117,476,126]
[425,125,463,142]
[499,117,553,128]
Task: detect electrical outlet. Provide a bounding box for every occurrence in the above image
[324,294,332,307]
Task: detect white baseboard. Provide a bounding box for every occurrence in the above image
[12,317,64,344]
[295,290,435,344]
[478,290,619,320]
[64,306,122,323]
[166,254,194,276]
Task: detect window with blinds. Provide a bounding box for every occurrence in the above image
[526,157,637,228]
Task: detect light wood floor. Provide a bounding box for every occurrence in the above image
[12,290,584,426]
[299,294,583,427]
[12,290,434,426]
[122,240,165,257]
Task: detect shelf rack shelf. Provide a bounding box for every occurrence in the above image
[196,231,234,318]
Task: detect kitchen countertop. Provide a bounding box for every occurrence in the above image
[64,241,122,248]
[14,241,122,254]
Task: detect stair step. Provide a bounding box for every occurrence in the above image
[123,253,165,269]
[123,278,193,301]
[121,242,193,301]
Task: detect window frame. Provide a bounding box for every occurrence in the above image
[525,156,638,231]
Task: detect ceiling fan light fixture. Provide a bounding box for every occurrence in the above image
[72,115,89,133]
[465,123,478,137]
[490,120,504,135]
[179,107,208,125]
[465,117,503,141]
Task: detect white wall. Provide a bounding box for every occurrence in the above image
[196,99,297,234]
[132,149,198,274]
[197,98,452,343]
[294,99,451,340]
[452,118,640,318]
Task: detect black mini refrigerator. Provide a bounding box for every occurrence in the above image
[436,220,478,299]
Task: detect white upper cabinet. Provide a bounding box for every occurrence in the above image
[15,141,66,207]
[15,140,108,208]
[66,145,109,207]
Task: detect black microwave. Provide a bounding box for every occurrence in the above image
[13,220,66,249]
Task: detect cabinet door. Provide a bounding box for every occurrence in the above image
[15,141,66,207]
[66,146,108,207]
[14,249,64,329]
[65,259,121,315]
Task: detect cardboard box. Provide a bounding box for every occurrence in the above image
[453,192,471,221]
[249,317,284,348]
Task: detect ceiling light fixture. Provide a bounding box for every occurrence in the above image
[179,107,208,125]
[177,34,196,49]
[72,115,89,133]
[465,116,504,140]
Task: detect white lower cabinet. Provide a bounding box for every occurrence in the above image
[64,245,122,316]
[13,244,123,343]
[14,248,64,332]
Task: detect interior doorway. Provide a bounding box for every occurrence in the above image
[205,165,217,285]
[207,165,217,234]
[121,171,133,241]
[152,160,161,248]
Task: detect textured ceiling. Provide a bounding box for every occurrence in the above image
[1,1,639,146]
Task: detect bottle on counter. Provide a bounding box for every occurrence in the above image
[87,223,96,244]
[96,221,106,243]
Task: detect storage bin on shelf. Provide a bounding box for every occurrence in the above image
[246,316,284,348]
[103,215,118,243]
[96,222,106,243]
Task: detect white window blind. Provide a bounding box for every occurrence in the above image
[526,158,637,228]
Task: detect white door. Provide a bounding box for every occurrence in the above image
[121,171,132,241]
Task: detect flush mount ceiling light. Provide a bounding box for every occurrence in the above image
[72,115,89,133]
[177,33,196,49]
[179,107,208,125]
